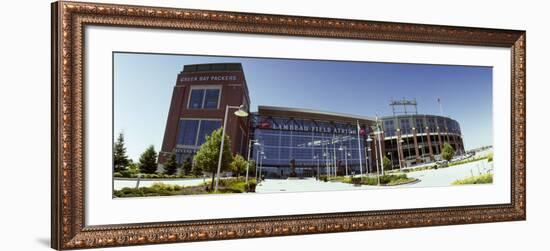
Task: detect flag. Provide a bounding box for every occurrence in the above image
[259,119,271,129]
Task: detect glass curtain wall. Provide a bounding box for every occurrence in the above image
[251,116,366,177]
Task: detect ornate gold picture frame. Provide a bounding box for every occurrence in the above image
[51,1,526,249]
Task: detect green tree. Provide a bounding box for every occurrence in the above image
[383,156,392,171]
[182,157,192,176]
[127,160,140,176]
[113,132,130,172]
[163,152,178,175]
[193,128,233,190]
[230,154,248,177]
[139,145,158,174]
[441,143,455,162]
[248,160,257,178]
[191,161,203,177]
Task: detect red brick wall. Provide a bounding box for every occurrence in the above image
[159,69,250,164]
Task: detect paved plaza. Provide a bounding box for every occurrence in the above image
[114,159,493,192]
[402,159,492,188]
[255,178,381,193]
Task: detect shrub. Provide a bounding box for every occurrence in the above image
[379,174,407,184]
[113,182,185,197]
[120,170,133,178]
[204,177,256,193]
[351,176,363,185]
[230,154,248,177]
[182,158,192,176]
[247,179,257,192]
[150,182,182,191]
[383,156,392,171]
[441,143,455,162]
[338,174,416,186]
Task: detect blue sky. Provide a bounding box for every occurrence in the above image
[114,52,493,161]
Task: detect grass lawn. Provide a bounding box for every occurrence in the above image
[452,173,493,185]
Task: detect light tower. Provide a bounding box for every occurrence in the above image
[389,98,418,116]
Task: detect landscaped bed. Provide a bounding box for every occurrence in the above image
[452,173,493,185]
[327,174,418,186]
[113,177,257,197]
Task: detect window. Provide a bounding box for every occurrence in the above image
[428,118,437,133]
[437,118,446,131]
[197,120,222,145]
[384,120,395,137]
[177,120,199,146]
[177,119,221,146]
[204,89,220,108]
[415,118,424,133]
[400,119,411,134]
[188,89,205,109]
[188,87,220,109]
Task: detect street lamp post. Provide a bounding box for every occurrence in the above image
[257,151,264,181]
[332,137,338,177]
[367,147,372,173]
[246,139,260,191]
[347,152,351,175]
[374,116,385,181]
[338,146,349,176]
[367,136,373,175]
[314,155,320,180]
[370,133,381,186]
[323,151,329,179]
[214,105,248,192]
[399,139,405,170]
[255,148,260,179]
[378,131,385,176]
[259,154,265,181]
[387,151,394,169]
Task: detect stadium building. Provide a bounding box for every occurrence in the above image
[160,63,465,177]
[250,106,374,178]
[378,113,464,169]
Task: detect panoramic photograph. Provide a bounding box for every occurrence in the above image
[112,52,494,198]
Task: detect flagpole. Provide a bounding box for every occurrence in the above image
[356,120,363,179]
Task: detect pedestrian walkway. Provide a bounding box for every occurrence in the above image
[255,159,493,193]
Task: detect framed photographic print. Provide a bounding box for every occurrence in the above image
[51,1,526,249]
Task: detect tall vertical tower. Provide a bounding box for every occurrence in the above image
[158,63,250,165]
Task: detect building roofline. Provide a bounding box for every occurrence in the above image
[182,62,243,73]
[380,114,457,121]
[255,106,459,124]
[257,105,376,122]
